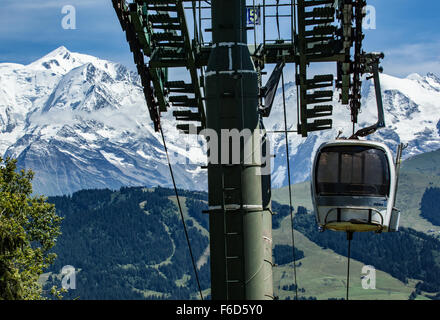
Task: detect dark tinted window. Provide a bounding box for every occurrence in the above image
[316,145,390,196]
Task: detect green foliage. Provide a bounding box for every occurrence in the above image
[272,201,291,229]
[273,244,304,266]
[0,157,62,300]
[186,197,209,231]
[420,187,440,226]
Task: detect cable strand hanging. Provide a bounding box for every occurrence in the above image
[346,231,353,300]
[276,0,281,40]
[276,0,299,300]
[281,70,299,301]
[159,127,204,300]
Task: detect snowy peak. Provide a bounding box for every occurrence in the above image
[0,47,207,196]
[26,46,129,81]
[425,72,440,90]
[426,72,440,81]
[28,46,84,74]
[383,89,420,121]
[403,72,440,92]
[41,63,123,113]
[41,45,70,58]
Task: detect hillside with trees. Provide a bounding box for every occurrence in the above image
[40,186,440,299]
[44,187,210,299]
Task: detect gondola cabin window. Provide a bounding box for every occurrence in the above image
[316,146,390,197]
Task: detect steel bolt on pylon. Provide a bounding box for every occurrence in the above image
[205,0,273,300]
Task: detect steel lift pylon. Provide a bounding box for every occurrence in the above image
[113,0,383,300]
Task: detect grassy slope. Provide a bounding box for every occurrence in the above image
[396,149,440,232]
[272,215,424,300]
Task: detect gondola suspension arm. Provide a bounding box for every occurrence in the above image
[351,52,385,139]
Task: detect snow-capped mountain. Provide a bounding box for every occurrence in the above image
[0,46,206,196]
[0,47,439,195]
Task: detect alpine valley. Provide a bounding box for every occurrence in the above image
[1,46,439,196]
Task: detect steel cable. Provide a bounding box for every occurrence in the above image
[159,127,204,300]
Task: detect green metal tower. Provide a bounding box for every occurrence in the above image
[205,0,273,300]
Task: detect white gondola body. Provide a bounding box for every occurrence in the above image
[311,140,399,232]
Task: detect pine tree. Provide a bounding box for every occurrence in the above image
[0,157,62,299]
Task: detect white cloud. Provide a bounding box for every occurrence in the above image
[381,42,440,77]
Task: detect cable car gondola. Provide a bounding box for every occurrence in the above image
[311,139,401,233]
[311,52,404,234]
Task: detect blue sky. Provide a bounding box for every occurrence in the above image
[0,0,439,78]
